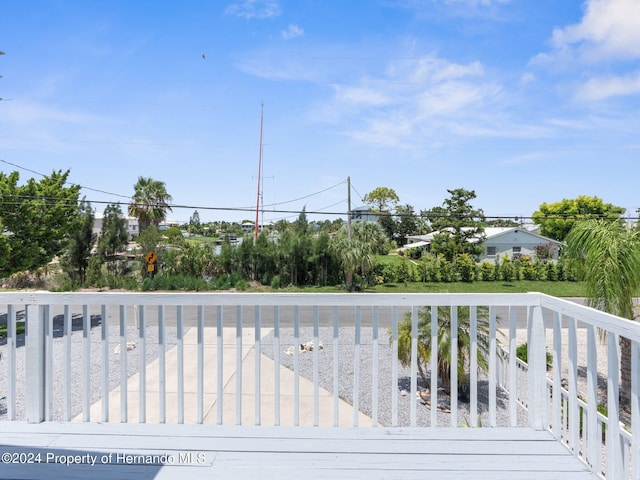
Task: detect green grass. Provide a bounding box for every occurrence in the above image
[369,280,585,296]
[0,321,26,338]
[271,280,585,297]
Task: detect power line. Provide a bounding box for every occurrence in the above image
[0,158,131,199]
[241,179,347,209]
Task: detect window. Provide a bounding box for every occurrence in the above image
[486,246,496,256]
[512,246,521,254]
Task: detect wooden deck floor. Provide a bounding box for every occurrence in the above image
[0,422,596,480]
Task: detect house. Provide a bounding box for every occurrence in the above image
[405,226,561,261]
[93,211,139,240]
[479,227,561,261]
[350,206,379,223]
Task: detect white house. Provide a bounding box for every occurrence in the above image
[479,227,561,261]
[405,226,561,261]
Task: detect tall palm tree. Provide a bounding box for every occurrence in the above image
[331,221,387,290]
[128,177,173,233]
[565,219,640,405]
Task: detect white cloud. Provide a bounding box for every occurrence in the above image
[407,57,484,82]
[319,55,506,148]
[333,85,391,107]
[225,0,281,19]
[549,0,640,62]
[281,24,304,40]
[519,72,535,86]
[575,71,640,100]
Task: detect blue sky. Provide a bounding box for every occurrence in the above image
[1,0,639,223]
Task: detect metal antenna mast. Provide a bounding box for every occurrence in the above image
[254,104,264,240]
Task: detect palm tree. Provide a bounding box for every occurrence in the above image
[395,306,492,396]
[331,221,387,290]
[565,219,640,406]
[128,177,173,233]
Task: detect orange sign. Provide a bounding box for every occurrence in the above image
[145,251,157,264]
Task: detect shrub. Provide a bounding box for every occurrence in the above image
[271,275,281,289]
[499,256,516,282]
[479,261,496,281]
[455,253,477,282]
[516,342,552,369]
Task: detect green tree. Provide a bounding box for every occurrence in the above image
[97,204,129,276]
[565,220,640,406]
[532,196,625,241]
[332,221,387,290]
[395,204,418,246]
[61,200,95,285]
[425,188,485,262]
[362,186,399,213]
[0,170,81,276]
[188,210,202,235]
[395,306,493,395]
[128,177,173,233]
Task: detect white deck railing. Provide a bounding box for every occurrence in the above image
[1,292,639,479]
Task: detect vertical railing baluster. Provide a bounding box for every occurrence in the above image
[568,317,578,452]
[430,306,438,428]
[372,306,379,428]
[470,306,478,427]
[293,306,300,426]
[391,306,398,427]
[7,305,16,421]
[158,305,166,424]
[313,306,319,427]
[489,306,497,427]
[410,306,418,427]
[631,340,640,480]
[216,305,223,425]
[119,305,127,423]
[255,305,262,426]
[26,303,45,423]
[586,324,598,469]
[509,307,517,426]
[527,305,547,431]
[177,306,184,424]
[333,306,340,427]
[235,305,242,425]
[100,305,109,423]
[607,333,622,480]
[138,305,146,424]
[274,306,280,426]
[43,306,52,421]
[354,306,362,427]
[197,305,204,424]
[552,311,562,438]
[450,306,458,427]
[83,305,90,422]
[62,305,71,421]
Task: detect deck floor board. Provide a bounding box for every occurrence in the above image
[0,422,597,480]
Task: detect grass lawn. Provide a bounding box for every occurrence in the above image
[274,280,585,297]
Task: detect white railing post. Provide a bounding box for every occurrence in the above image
[527,304,547,430]
[26,303,45,423]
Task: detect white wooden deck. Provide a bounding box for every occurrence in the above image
[0,422,597,480]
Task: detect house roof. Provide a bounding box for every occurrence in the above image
[406,226,561,246]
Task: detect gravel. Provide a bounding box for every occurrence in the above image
[260,327,530,428]
[1,319,562,428]
[0,313,177,421]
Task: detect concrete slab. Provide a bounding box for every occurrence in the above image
[77,328,371,427]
